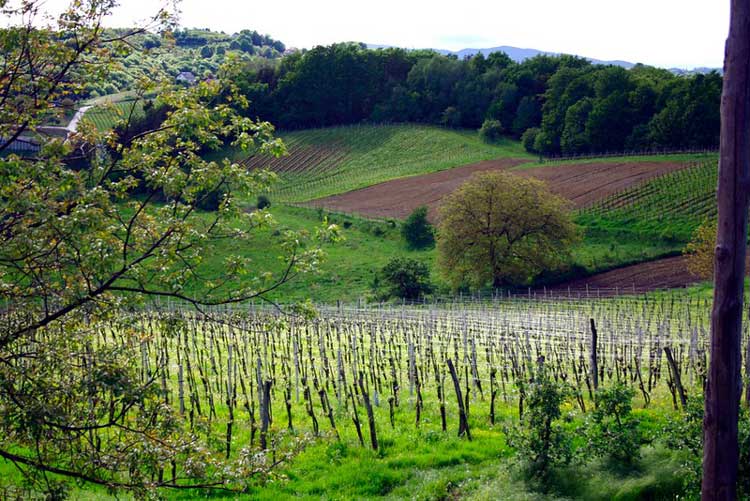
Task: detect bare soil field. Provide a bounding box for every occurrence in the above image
[309,159,691,221]
[539,256,699,296]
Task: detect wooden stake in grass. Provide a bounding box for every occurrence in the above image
[664,347,687,411]
[590,318,599,394]
[447,359,471,440]
[259,379,272,450]
[358,371,378,451]
[348,386,365,447]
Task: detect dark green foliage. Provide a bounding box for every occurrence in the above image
[521,127,541,153]
[257,194,271,209]
[506,363,573,489]
[586,383,642,465]
[196,186,227,211]
[401,206,434,249]
[233,44,720,153]
[372,258,433,300]
[478,118,504,143]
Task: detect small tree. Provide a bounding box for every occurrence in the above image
[437,171,578,288]
[372,258,432,301]
[401,206,434,249]
[586,383,641,465]
[507,363,573,489]
[479,118,504,143]
[684,218,716,279]
[521,127,541,153]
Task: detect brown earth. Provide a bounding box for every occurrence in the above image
[539,256,699,297]
[308,159,691,221]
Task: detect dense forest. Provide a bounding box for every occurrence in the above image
[233,43,721,155]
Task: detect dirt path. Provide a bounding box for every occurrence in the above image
[309,159,691,221]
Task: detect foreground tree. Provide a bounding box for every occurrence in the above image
[436,171,577,288]
[702,0,750,498]
[1,1,334,496]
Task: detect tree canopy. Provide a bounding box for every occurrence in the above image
[436,172,578,288]
[233,44,721,154]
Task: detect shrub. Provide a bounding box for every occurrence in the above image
[521,127,541,153]
[196,187,226,211]
[257,194,271,209]
[586,383,641,465]
[479,118,504,143]
[401,206,434,249]
[506,362,573,489]
[372,258,433,301]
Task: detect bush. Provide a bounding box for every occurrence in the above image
[507,362,573,489]
[372,258,432,301]
[401,206,434,249]
[196,187,226,211]
[479,119,504,143]
[586,383,642,465]
[256,194,271,209]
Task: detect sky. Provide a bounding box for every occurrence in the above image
[37,0,729,69]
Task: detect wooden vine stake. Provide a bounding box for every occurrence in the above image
[702,1,749,497]
[447,359,471,440]
[358,372,378,450]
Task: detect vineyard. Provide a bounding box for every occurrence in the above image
[5,293,738,497]
[234,124,531,203]
[577,160,717,240]
[83,99,145,132]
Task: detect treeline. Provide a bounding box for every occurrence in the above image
[234,43,721,154]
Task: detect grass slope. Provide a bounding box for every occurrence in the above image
[214,124,533,202]
[196,127,719,299]
[197,205,434,303]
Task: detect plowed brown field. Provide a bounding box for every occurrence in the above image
[540,256,698,296]
[308,159,691,221]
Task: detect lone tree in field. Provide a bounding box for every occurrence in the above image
[436,171,577,288]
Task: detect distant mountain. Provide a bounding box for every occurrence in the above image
[366,43,720,74]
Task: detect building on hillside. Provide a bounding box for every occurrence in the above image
[175,71,197,85]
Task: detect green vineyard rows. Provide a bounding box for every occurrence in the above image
[577,160,718,240]
[232,124,532,202]
[83,99,145,132]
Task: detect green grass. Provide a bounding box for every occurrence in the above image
[185,203,691,303]
[193,204,436,303]
[211,124,533,202]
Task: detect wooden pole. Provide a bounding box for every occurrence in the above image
[702,1,750,498]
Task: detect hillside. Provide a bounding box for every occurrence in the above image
[216,124,532,202]
[81,28,284,99]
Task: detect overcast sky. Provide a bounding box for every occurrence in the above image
[40,0,729,69]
